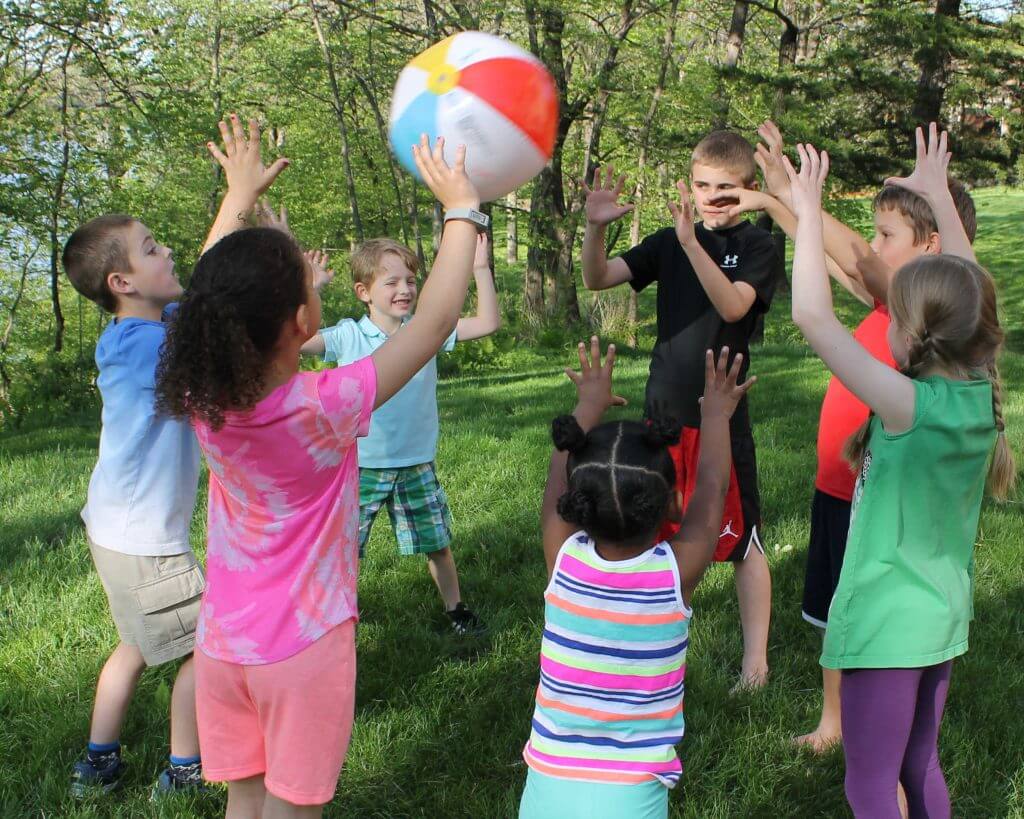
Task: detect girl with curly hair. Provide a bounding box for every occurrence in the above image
[519,338,754,819]
[156,136,482,818]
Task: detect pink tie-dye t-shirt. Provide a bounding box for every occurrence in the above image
[194,358,376,665]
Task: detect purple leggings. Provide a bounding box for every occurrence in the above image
[840,661,953,819]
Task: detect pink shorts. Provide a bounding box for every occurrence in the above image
[195,620,356,805]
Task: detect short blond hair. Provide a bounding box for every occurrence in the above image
[691,130,757,186]
[350,238,419,287]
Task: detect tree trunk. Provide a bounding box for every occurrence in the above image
[431,201,443,258]
[506,191,518,264]
[208,2,223,218]
[724,1,749,69]
[310,0,364,243]
[0,244,37,417]
[409,178,426,271]
[50,40,74,353]
[911,0,961,128]
[627,0,679,347]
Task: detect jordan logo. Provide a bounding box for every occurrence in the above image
[720,519,738,540]
[722,254,739,268]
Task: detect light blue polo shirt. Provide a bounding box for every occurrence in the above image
[321,315,457,468]
[83,304,201,556]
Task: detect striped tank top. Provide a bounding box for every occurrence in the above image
[523,531,690,788]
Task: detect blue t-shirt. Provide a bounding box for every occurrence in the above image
[321,315,456,468]
[82,305,201,556]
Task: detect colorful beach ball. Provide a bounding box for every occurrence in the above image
[389,32,558,203]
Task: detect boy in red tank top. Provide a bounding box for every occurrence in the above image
[724,121,977,749]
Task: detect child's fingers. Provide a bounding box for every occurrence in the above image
[564,367,583,385]
[453,143,467,174]
[581,179,593,196]
[937,128,947,162]
[781,154,798,182]
[263,157,290,186]
[676,178,690,198]
[819,150,830,184]
[412,143,439,189]
[611,394,628,407]
[613,174,627,197]
[576,341,590,374]
[726,351,744,385]
[717,347,730,381]
[218,120,233,155]
[735,375,757,395]
[603,342,616,375]
[915,126,926,161]
[704,348,715,386]
[589,336,600,372]
[431,136,447,167]
[247,118,260,149]
[667,201,680,220]
[231,114,245,149]
[207,141,227,164]
[604,165,615,189]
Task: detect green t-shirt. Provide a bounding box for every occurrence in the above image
[821,376,996,670]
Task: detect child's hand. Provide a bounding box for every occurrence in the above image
[782,143,830,220]
[699,347,756,420]
[304,250,335,291]
[473,233,491,272]
[565,336,627,424]
[253,198,291,235]
[724,188,772,219]
[755,120,791,199]
[667,179,697,248]
[411,135,480,211]
[884,122,951,203]
[582,166,635,227]
[207,114,290,204]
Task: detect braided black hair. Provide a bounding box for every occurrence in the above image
[552,415,681,547]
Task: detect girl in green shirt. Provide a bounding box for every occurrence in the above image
[783,126,1015,818]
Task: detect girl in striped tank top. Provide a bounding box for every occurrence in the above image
[520,338,755,819]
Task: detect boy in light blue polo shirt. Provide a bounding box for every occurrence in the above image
[302,235,500,635]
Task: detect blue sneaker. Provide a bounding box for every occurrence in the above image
[70,751,125,798]
[151,761,206,800]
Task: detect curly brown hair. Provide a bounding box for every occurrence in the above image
[155,227,308,430]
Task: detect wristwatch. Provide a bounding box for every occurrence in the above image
[443,208,490,232]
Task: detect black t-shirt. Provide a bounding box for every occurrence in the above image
[621,220,777,430]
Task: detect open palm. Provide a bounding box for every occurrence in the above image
[583,166,634,226]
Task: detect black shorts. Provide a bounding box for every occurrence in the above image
[801,489,852,628]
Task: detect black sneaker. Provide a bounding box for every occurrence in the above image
[447,602,487,636]
[70,751,125,798]
[151,760,206,800]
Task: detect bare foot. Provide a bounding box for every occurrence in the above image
[730,667,769,695]
[792,728,841,753]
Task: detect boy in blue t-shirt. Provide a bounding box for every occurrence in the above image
[302,234,500,635]
[62,114,287,797]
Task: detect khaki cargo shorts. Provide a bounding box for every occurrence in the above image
[88,538,205,666]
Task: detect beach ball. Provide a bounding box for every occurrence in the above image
[389,32,558,203]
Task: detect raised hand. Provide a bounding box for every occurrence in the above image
[755,120,790,199]
[411,135,480,211]
[782,143,830,220]
[582,166,635,227]
[207,114,290,204]
[565,336,628,417]
[699,347,756,421]
[666,179,696,248]
[724,188,772,219]
[884,122,951,203]
[253,198,291,235]
[304,249,335,291]
[473,233,491,272]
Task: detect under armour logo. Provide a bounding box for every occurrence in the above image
[720,520,738,539]
[722,254,739,268]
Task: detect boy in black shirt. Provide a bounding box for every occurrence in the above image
[581,131,776,690]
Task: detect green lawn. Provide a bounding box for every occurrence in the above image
[2,190,1023,818]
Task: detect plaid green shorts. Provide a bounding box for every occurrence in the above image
[358,463,453,557]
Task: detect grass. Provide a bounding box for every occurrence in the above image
[1,189,1023,817]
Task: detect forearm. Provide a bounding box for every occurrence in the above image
[203,191,257,255]
[821,209,874,279]
[928,190,976,263]
[681,241,749,323]
[473,266,501,331]
[792,213,838,331]
[581,224,610,290]
[416,222,478,341]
